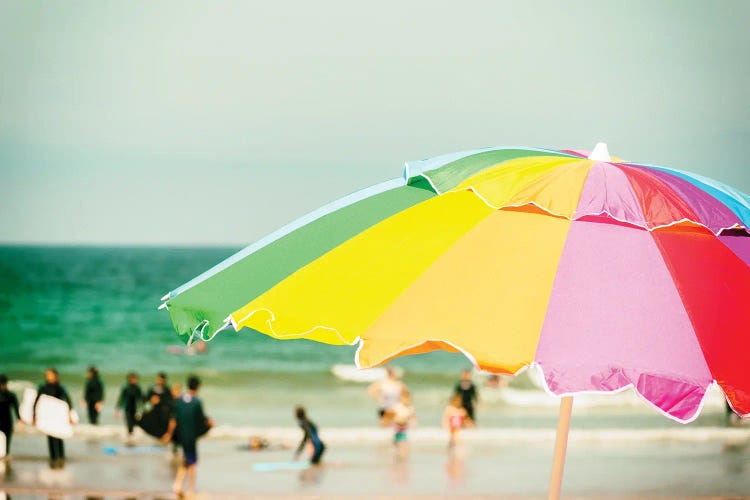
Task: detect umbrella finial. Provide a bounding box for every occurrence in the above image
[587,142,611,162]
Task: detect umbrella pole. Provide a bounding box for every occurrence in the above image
[548,396,574,500]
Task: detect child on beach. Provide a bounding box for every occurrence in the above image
[367,366,407,426]
[294,406,325,465]
[442,394,473,448]
[389,391,416,458]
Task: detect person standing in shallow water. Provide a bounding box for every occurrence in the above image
[454,369,479,423]
[442,394,473,449]
[390,390,416,459]
[0,374,22,456]
[294,406,325,465]
[33,368,73,469]
[116,372,144,443]
[163,375,213,497]
[367,366,407,426]
[82,366,104,425]
[147,372,172,409]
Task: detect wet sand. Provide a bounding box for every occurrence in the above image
[1,428,749,498]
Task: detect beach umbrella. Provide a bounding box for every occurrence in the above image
[160,143,750,499]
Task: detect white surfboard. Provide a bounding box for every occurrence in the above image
[35,395,74,439]
[331,364,404,383]
[19,387,37,424]
[0,430,6,459]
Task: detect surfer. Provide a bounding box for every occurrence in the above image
[146,372,172,408]
[294,406,325,465]
[168,383,183,455]
[137,373,175,444]
[0,374,22,456]
[115,372,144,443]
[163,375,213,497]
[33,368,73,469]
[367,366,407,426]
[82,366,104,425]
[442,394,473,449]
[454,369,479,423]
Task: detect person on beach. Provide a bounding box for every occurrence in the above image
[163,375,213,497]
[33,368,73,468]
[115,372,144,443]
[168,383,183,456]
[294,406,325,465]
[367,366,406,426]
[442,394,473,449]
[146,372,172,409]
[454,369,479,423]
[0,374,22,456]
[82,366,104,425]
[390,390,416,458]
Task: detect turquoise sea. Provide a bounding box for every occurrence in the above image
[0,245,730,429]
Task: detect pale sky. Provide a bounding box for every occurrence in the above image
[1,1,749,245]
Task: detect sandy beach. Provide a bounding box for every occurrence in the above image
[2,425,749,498]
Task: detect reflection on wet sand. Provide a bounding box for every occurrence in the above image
[298,463,324,486]
[446,446,465,485]
[721,442,749,476]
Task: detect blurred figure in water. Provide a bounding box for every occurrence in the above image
[454,369,479,424]
[390,390,416,459]
[115,372,144,443]
[0,374,22,456]
[367,366,406,426]
[82,366,104,425]
[294,406,325,465]
[442,394,472,449]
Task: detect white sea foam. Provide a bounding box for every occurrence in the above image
[14,424,750,446]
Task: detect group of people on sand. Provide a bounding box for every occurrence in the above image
[0,368,214,497]
[1,365,482,496]
[367,367,480,455]
[0,366,328,498]
[0,368,74,469]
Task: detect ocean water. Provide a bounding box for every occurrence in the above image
[0,246,730,429]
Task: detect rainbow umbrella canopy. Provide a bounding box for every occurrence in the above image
[160,144,750,424]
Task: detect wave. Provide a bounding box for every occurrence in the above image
[13,424,750,445]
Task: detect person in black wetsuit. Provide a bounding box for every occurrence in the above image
[294,406,325,465]
[163,375,213,497]
[115,372,144,442]
[146,372,172,413]
[33,368,73,469]
[82,366,104,425]
[167,383,183,455]
[454,369,479,423]
[138,372,174,441]
[0,374,22,456]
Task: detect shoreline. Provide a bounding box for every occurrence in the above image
[11,424,750,445]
